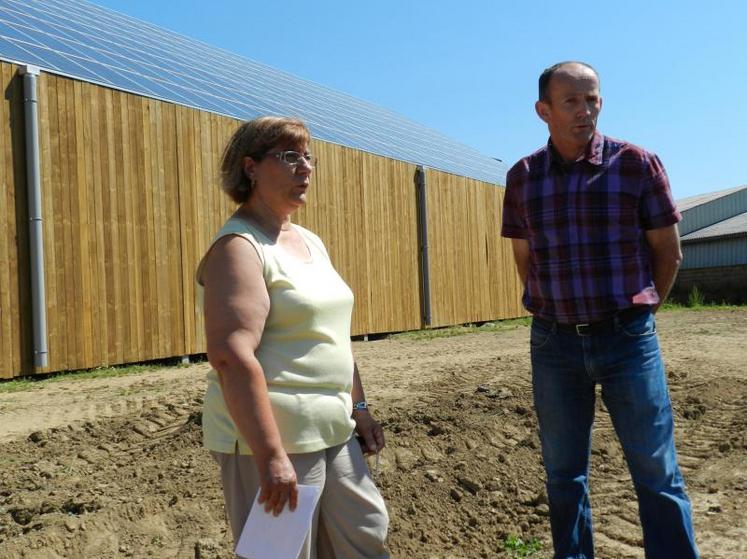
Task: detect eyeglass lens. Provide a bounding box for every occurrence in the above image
[283,151,315,166]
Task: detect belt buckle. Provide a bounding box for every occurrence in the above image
[575,323,590,336]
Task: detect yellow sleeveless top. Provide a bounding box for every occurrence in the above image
[196,217,356,454]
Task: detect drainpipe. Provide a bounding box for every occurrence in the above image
[20,65,48,369]
[416,166,431,327]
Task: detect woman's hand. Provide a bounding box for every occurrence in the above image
[257,450,298,516]
[353,409,385,455]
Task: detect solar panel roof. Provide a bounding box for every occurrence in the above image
[0,0,507,185]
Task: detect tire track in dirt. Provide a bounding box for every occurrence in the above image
[0,394,225,559]
[671,377,747,558]
[0,365,210,443]
[583,365,747,556]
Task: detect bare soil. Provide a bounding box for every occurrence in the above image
[1,309,745,558]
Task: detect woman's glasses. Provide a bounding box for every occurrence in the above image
[266,150,316,168]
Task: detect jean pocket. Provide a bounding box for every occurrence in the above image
[621,313,656,337]
[530,322,553,349]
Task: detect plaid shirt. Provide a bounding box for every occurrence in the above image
[501,132,681,323]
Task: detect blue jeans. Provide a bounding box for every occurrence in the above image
[530,310,699,559]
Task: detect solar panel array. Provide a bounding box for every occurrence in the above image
[0,0,506,185]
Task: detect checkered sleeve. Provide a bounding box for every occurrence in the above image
[639,153,681,230]
[501,164,529,239]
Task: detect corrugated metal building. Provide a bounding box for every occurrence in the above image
[673,185,747,303]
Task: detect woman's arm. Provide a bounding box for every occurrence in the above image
[351,362,385,454]
[203,235,297,515]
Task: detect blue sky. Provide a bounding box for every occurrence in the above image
[91,0,746,201]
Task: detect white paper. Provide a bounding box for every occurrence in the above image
[235,484,322,559]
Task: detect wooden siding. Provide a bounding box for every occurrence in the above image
[0,62,31,379]
[1,66,524,378]
[296,142,422,336]
[175,108,237,355]
[34,75,196,372]
[426,169,526,328]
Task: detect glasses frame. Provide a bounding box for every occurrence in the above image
[265,150,316,168]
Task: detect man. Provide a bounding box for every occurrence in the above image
[501,61,699,558]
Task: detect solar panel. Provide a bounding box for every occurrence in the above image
[0,0,507,185]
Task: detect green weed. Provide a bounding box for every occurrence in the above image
[504,534,543,557]
[660,301,744,312]
[687,286,706,307]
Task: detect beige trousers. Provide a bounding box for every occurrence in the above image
[212,437,389,559]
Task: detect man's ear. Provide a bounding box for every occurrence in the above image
[535,100,550,124]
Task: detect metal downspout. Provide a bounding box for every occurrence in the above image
[416,166,431,327]
[21,65,48,369]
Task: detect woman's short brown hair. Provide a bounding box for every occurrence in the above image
[220,116,310,204]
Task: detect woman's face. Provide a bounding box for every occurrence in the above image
[243,141,313,213]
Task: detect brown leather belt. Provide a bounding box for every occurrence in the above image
[534,306,650,336]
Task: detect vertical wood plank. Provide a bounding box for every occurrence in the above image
[115,89,134,361]
[73,80,94,367]
[59,78,77,369]
[162,103,186,356]
[104,87,124,364]
[0,63,19,377]
[87,82,109,365]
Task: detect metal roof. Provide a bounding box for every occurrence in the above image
[0,0,507,185]
[681,211,747,243]
[677,184,747,212]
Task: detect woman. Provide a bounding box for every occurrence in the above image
[197,116,389,558]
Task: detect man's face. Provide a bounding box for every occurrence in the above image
[535,64,602,159]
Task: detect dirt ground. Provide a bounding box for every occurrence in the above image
[1,309,745,559]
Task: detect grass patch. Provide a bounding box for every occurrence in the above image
[390,317,531,341]
[660,301,746,312]
[504,534,543,557]
[390,304,747,342]
[664,286,747,311]
[0,356,205,394]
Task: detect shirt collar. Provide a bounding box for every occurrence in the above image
[545,131,604,172]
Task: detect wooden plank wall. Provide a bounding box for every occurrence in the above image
[0,62,31,379]
[296,142,422,336]
[174,108,236,356]
[2,68,525,378]
[426,169,526,328]
[32,74,194,374]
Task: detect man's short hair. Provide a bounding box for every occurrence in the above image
[538,61,599,103]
